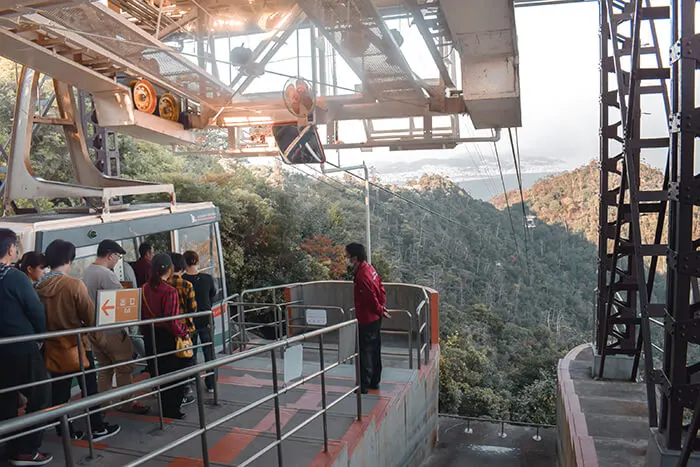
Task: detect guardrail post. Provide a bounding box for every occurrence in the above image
[209,313,219,406]
[195,376,210,467]
[238,302,246,352]
[408,312,413,370]
[424,303,430,367]
[355,323,362,422]
[416,312,422,371]
[319,334,328,452]
[533,426,541,442]
[270,349,284,467]
[76,333,94,459]
[498,421,507,439]
[220,301,228,355]
[60,414,74,466]
[150,323,164,430]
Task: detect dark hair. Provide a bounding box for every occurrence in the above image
[17,252,45,274]
[97,239,126,258]
[0,228,17,259]
[139,242,153,258]
[149,253,173,288]
[183,250,199,267]
[170,253,186,273]
[44,240,76,269]
[345,243,367,263]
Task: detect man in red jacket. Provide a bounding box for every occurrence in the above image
[346,243,388,393]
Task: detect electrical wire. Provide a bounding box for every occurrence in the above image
[318,161,475,231]
[508,127,530,274]
[492,141,522,259]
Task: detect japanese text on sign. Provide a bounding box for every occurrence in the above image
[96,289,141,326]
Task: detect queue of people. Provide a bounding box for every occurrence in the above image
[0,229,217,465]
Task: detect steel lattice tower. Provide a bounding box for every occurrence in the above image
[597,0,700,456]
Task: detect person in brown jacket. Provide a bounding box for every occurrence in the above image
[35,240,120,442]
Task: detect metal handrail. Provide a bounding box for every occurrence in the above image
[348,306,416,369]
[225,301,287,352]
[415,299,429,369]
[219,293,239,354]
[0,320,362,467]
[0,310,218,458]
[0,310,214,346]
[283,304,345,336]
[383,309,414,369]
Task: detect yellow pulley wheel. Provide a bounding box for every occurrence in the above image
[130,79,157,114]
[157,93,180,122]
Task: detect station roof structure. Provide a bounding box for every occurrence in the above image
[0,0,522,135]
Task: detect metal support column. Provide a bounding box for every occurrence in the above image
[663,0,700,455]
[597,0,671,432]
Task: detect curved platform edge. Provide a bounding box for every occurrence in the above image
[557,343,599,467]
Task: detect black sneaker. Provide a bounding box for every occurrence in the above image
[55,427,83,440]
[91,423,120,442]
[163,411,185,420]
[181,395,196,406]
[9,452,53,466]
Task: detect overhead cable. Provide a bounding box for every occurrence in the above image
[492,141,522,258]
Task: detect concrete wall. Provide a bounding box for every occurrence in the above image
[331,346,440,467]
[557,344,598,467]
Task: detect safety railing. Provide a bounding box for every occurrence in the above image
[220,285,303,353]
[349,307,416,369]
[218,292,239,354]
[222,282,434,371]
[230,302,285,350]
[438,413,555,442]
[285,304,346,333]
[415,297,429,370]
[0,320,361,467]
[381,309,414,369]
[0,310,217,459]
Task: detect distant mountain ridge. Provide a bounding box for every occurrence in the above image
[488,161,668,245]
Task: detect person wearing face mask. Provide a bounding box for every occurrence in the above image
[345,243,389,394]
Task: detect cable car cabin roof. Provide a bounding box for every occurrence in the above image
[0,202,220,251]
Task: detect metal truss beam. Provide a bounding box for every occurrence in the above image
[402,0,454,89]
[596,0,671,431]
[665,0,700,456]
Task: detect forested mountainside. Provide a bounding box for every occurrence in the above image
[0,58,596,424]
[489,161,684,248]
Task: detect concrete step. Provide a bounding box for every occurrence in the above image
[593,437,647,467]
[573,379,647,401]
[578,396,648,418]
[584,413,649,441]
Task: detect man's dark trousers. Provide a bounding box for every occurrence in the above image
[0,345,51,457]
[358,318,382,392]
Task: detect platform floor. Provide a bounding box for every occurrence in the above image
[0,345,420,466]
[422,418,556,467]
